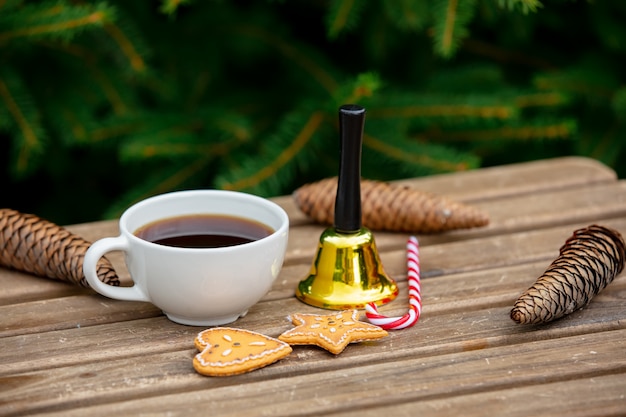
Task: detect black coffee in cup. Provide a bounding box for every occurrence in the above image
[134,214,274,248]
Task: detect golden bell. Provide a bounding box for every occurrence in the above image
[295,227,398,310]
[295,104,398,310]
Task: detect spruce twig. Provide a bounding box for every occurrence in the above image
[510,225,626,324]
[0,208,120,287]
[293,176,489,233]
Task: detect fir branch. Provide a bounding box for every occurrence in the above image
[3,0,625,223]
[532,59,623,102]
[331,72,382,109]
[38,39,137,117]
[159,0,191,16]
[533,66,617,100]
[592,3,626,53]
[369,102,515,120]
[104,157,213,220]
[59,108,88,142]
[461,38,556,70]
[102,20,147,74]
[216,108,327,195]
[29,52,136,145]
[0,75,36,149]
[143,155,211,193]
[26,60,129,147]
[233,24,339,94]
[41,86,96,144]
[426,119,577,142]
[41,31,145,109]
[0,2,113,43]
[120,131,202,161]
[431,0,477,58]
[0,0,23,13]
[425,64,505,93]
[498,0,543,14]
[363,133,477,173]
[89,65,130,115]
[39,39,96,62]
[0,68,45,175]
[382,0,430,32]
[90,120,141,143]
[514,92,571,108]
[118,112,251,162]
[325,0,364,39]
[186,71,211,110]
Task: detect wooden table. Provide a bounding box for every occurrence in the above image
[2,156,626,416]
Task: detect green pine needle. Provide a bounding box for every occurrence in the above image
[431,0,477,58]
[159,0,192,16]
[0,1,114,44]
[382,0,430,32]
[214,104,330,196]
[0,67,46,176]
[325,0,366,39]
[498,0,543,14]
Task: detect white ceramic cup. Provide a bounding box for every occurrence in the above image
[83,190,289,326]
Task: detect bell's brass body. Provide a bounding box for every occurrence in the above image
[296,227,398,310]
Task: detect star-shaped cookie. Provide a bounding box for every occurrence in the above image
[193,327,292,376]
[278,310,388,355]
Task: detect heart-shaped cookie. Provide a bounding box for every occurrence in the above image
[193,327,292,376]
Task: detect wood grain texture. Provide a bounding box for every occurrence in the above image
[2,157,625,417]
[11,330,626,416]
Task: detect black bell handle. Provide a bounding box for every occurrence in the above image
[334,104,365,234]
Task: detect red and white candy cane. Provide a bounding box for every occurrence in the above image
[365,236,422,330]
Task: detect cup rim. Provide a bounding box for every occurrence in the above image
[119,189,289,252]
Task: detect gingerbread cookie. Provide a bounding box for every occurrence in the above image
[278,310,388,355]
[193,327,292,376]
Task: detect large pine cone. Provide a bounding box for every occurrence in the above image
[0,208,120,287]
[293,177,489,233]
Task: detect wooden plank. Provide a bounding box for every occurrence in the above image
[392,156,618,202]
[0,294,162,338]
[0,269,87,307]
[283,179,626,261]
[277,156,618,224]
[2,263,625,411]
[3,268,624,378]
[2,250,624,370]
[1,157,623,416]
[270,217,626,303]
[0,317,198,377]
[475,180,626,235]
[329,373,626,417]
[0,250,131,305]
[286,156,618,222]
[20,375,626,417]
[60,156,617,240]
[8,171,624,307]
[3,217,625,338]
[1,157,613,304]
[7,329,625,416]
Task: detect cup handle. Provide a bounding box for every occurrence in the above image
[83,236,150,302]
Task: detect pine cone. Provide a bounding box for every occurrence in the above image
[510,225,626,324]
[0,208,120,287]
[293,177,490,233]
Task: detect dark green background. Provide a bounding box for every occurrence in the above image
[2,1,624,226]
